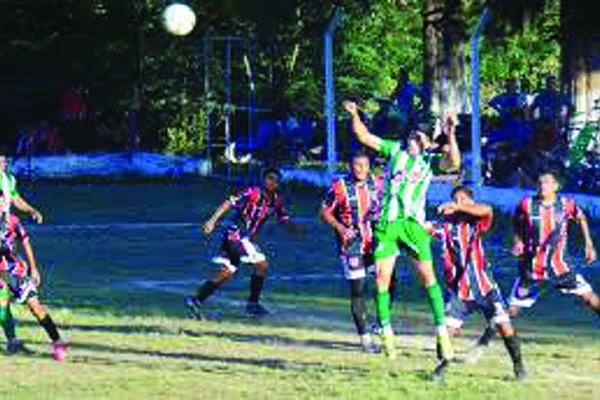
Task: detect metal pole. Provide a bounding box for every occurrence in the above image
[324,8,342,175]
[470,8,489,186]
[204,35,211,163]
[247,38,255,183]
[225,37,231,181]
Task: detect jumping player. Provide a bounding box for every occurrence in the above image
[320,151,388,353]
[434,186,525,380]
[0,206,68,359]
[343,100,460,374]
[508,171,600,319]
[185,168,300,317]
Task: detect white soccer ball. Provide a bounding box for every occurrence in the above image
[162,3,196,36]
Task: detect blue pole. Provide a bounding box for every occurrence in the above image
[471,8,489,186]
[324,8,342,175]
[324,33,335,174]
[247,38,254,183]
[226,37,231,181]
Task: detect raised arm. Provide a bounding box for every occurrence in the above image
[438,201,492,221]
[343,100,382,151]
[439,113,461,173]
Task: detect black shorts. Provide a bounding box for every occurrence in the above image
[211,227,266,273]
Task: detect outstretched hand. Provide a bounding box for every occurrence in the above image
[342,100,358,115]
[443,111,457,131]
[437,202,460,215]
[585,243,597,264]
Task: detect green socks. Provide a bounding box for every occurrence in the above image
[376,288,392,330]
[426,282,446,327]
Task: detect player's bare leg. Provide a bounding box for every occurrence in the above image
[577,291,600,318]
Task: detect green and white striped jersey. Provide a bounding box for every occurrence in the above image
[378,139,444,223]
[1,172,18,215]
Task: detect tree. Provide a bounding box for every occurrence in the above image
[560,1,600,114]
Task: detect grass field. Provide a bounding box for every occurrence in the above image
[1,178,599,399]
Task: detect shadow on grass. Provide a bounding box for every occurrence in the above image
[180,329,360,352]
[62,340,373,375]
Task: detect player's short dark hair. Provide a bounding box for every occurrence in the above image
[538,169,560,181]
[346,149,371,164]
[538,169,563,189]
[451,185,473,199]
[262,167,282,179]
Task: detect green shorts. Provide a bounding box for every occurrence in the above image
[373,218,432,261]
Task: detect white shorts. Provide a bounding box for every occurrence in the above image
[340,254,375,280]
[213,233,266,274]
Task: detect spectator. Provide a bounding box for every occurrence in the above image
[96,112,125,151]
[60,84,88,121]
[528,75,573,150]
[392,68,416,119]
[489,78,527,124]
[17,121,67,155]
[487,78,531,149]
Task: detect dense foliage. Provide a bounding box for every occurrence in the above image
[0,0,562,152]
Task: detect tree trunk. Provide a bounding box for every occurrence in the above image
[561,0,600,114]
[423,0,468,117]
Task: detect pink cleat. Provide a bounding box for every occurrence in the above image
[52,340,70,361]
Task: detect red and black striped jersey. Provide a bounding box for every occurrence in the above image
[436,212,494,300]
[227,186,290,237]
[0,214,30,271]
[322,174,383,254]
[514,195,584,280]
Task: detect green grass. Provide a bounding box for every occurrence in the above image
[0,179,599,399]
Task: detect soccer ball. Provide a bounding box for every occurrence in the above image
[162,3,196,36]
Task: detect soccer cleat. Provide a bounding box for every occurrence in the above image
[51,340,70,361]
[360,334,379,354]
[246,301,269,317]
[380,332,397,359]
[514,363,527,381]
[430,358,449,383]
[6,339,34,356]
[370,322,382,336]
[184,296,205,320]
[436,329,455,361]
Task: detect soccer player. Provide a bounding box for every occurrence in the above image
[508,171,600,319]
[0,151,44,223]
[320,151,385,353]
[434,186,525,380]
[343,100,461,370]
[0,206,68,359]
[185,167,299,317]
